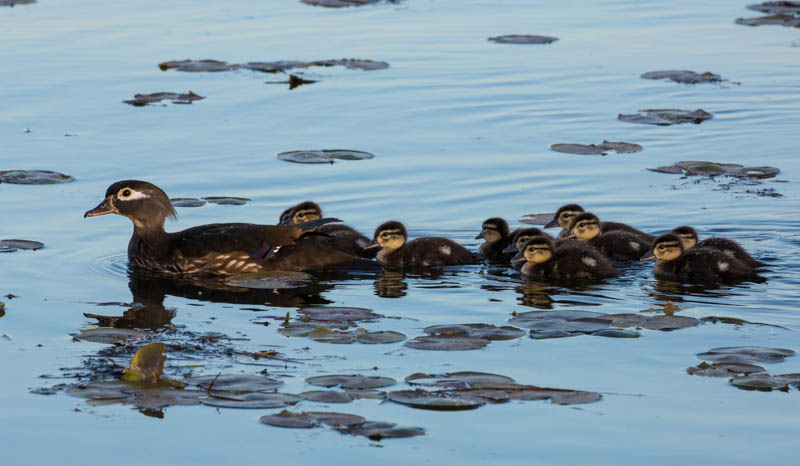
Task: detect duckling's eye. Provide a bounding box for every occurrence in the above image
[578,222,586,228]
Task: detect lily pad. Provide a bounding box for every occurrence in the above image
[729,373,800,391]
[422,323,526,341]
[306,327,359,344]
[199,392,301,409]
[72,327,148,344]
[226,271,314,290]
[306,374,396,389]
[186,374,283,392]
[387,389,487,410]
[301,0,381,7]
[306,411,367,427]
[66,381,203,409]
[300,390,355,403]
[697,347,795,364]
[551,140,643,155]
[123,343,166,383]
[405,371,517,389]
[159,59,240,72]
[687,361,766,377]
[277,149,375,164]
[618,109,713,125]
[0,239,44,250]
[641,70,724,84]
[335,421,426,441]
[259,410,319,428]
[310,59,389,71]
[404,335,489,351]
[648,161,780,179]
[735,13,800,27]
[124,91,204,106]
[344,388,387,400]
[298,306,382,322]
[0,0,36,6]
[520,213,555,225]
[203,196,250,206]
[747,1,800,15]
[510,310,607,328]
[605,313,699,331]
[0,170,74,184]
[170,197,206,207]
[488,35,558,44]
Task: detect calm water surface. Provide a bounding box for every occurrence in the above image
[2,0,799,464]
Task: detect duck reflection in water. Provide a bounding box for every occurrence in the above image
[374,270,409,298]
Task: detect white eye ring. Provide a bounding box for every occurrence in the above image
[117,188,148,201]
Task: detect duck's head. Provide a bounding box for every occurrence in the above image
[84,180,177,230]
[278,207,293,226]
[643,234,684,262]
[545,204,585,230]
[476,218,509,243]
[671,226,698,250]
[503,227,548,253]
[567,212,600,242]
[366,221,407,252]
[287,201,322,225]
[516,236,555,264]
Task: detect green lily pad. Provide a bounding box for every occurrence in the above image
[277,149,375,164]
[307,327,358,344]
[186,374,283,392]
[488,34,558,44]
[735,13,800,27]
[199,392,301,409]
[202,196,250,206]
[72,327,148,344]
[641,70,724,84]
[687,361,766,377]
[729,373,800,391]
[697,347,795,364]
[124,91,204,106]
[278,322,341,338]
[387,389,487,410]
[159,59,239,72]
[520,213,555,225]
[306,374,396,389]
[405,371,517,389]
[404,335,490,351]
[225,271,314,290]
[298,306,382,322]
[300,390,355,403]
[551,140,643,156]
[170,197,206,207]
[618,109,713,125]
[0,239,44,250]
[0,170,74,184]
[123,343,166,383]
[335,421,426,441]
[423,323,526,341]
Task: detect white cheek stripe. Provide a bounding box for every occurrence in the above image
[121,190,150,201]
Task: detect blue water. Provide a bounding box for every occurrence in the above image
[2,0,799,464]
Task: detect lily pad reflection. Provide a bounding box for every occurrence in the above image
[226,271,314,290]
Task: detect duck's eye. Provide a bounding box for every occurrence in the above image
[578,223,585,228]
[120,189,132,198]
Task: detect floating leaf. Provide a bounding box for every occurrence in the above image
[488,35,558,44]
[551,140,643,155]
[159,59,239,72]
[344,388,387,400]
[307,326,358,344]
[747,2,800,15]
[589,328,640,338]
[199,392,301,409]
[226,271,314,290]
[306,411,367,427]
[0,1,36,6]
[300,390,355,403]
[387,389,487,410]
[404,335,489,351]
[301,0,381,7]
[186,374,283,392]
[735,14,800,27]
[278,322,338,338]
[648,161,780,179]
[607,313,699,331]
[170,197,206,207]
[354,330,406,344]
[697,347,795,364]
[335,421,426,441]
[520,213,555,225]
[298,306,383,322]
[618,109,713,125]
[0,170,74,184]
[259,410,319,428]
[306,374,396,389]
[66,381,203,409]
[0,239,44,250]
[687,361,766,377]
[124,91,204,106]
[700,316,788,329]
[405,371,517,389]
[277,149,375,164]
[641,70,724,84]
[123,343,166,383]
[72,327,148,344]
[729,373,800,391]
[422,323,526,341]
[510,310,607,328]
[203,196,250,206]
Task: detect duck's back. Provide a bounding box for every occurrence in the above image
[392,237,478,267]
[318,223,376,259]
[550,243,617,279]
[698,237,765,268]
[589,230,649,261]
[656,247,761,283]
[600,221,654,242]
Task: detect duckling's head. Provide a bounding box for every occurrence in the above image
[545,204,585,230]
[278,207,293,226]
[288,201,322,225]
[521,236,555,264]
[84,180,177,230]
[649,234,685,262]
[568,212,601,242]
[476,218,509,243]
[505,227,548,253]
[371,221,408,251]
[671,226,698,250]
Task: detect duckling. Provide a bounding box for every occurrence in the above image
[545,204,653,242]
[366,221,480,268]
[644,233,763,283]
[85,180,377,276]
[476,218,515,261]
[502,227,556,255]
[671,226,765,268]
[567,212,649,261]
[514,236,616,280]
[281,201,376,259]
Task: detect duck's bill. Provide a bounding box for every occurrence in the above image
[544,219,559,229]
[640,255,655,262]
[474,231,485,240]
[363,242,382,250]
[563,233,576,240]
[511,257,527,263]
[84,198,114,218]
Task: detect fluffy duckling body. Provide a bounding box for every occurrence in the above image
[546,204,653,242]
[368,221,480,268]
[476,218,515,261]
[85,181,375,276]
[516,236,616,280]
[282,201,376,259]
[671,226,765,268]
[646,234,763,283]
[568,212,650,261]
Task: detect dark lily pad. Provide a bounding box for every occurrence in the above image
[747,1,800,15]
[278,322,340,338]
[300,390,355,403]
[310,59,389,71]
[423,323,526,341]
[199,392,301,409]
[72,327,148,344]
[306,411,367,427]
[648,161,780,179]
[509,310,607,328]
[387,389,487,410]
[551,140,643,155]
[335,421,426,441]
[618,109,713,126]
[66,381,203,409]
[0,170,74,184]
[159,59,240,72]
[298,306,383,322]
[520,213,555,225]
[641,70,724,84]
[729,373,800,391]
[306,327,359,344]
[123,343,166,383]
[687,361,766,377]
[0,239,44,250]
[301,0,381,7]
[605,313,699,331]
[488,35,558,44]
[202,196,250,206]
[306,374,396,389]
[225,271,314,290]
[170,197,206,207]
[277,149,375,164]
[697,347,795,364]
[344,388,387,400]
[186,374,283,392]
[0,0,36,6]
[259,410,319,428]
[405,371,517,389]
[355,330,406,344]
[404,335,489,351]
[124,91,204,106]
[590,328,640,338]
[735,13,800,27]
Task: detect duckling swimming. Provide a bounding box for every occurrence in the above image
[545,204,653,242]
[514,236,616,280]
[281,201,376,259]
[85,180,375,276]
[502,227,556,255]
[366,221,480,268]
[671,226,765,268]
[476,218,515,261]
[567,212,650,261]
[644,233,763,283]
